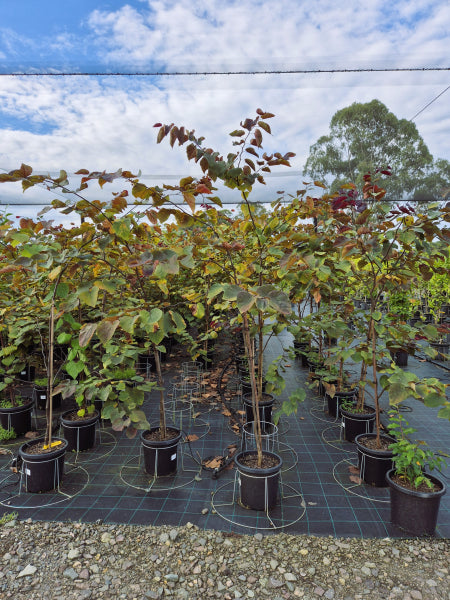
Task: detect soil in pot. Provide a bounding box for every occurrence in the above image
[340,404,375,443]
[61,410,99,452]
[386,469,446,536]
[18,437,67,493]
[242,393,274,431]
[235,450,282,511]
[141,427,182,477]
[355,433,395,487]
[0,398,34,436]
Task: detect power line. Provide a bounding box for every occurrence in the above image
[410,84,450,121]
[1,67,449,77]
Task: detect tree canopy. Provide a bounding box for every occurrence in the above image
[303,99,449,201]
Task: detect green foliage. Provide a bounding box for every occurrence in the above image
[0,511,18,526]
[0,425,16,441]
[387,410,446,489]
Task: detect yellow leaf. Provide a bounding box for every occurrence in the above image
[48,265,62,281]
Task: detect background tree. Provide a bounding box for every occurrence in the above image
[303,99,448,201]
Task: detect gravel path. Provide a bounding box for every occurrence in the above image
[1,519,449,600]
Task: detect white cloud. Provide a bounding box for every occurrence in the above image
[0,0,449,220]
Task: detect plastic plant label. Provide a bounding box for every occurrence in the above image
[170,453,177,461]
[341,422,345,428]
[40,395,46,400]
[25,469,31,476]
[42,440,63,450]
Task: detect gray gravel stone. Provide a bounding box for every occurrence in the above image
[0,520,449,600]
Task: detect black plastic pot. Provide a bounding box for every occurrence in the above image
[19,365,36,382]
[390,349,409,367]
[340,404,375,443]
[18,437,67,493]
[430,342,449,361]
[141,427,182,477]
[0,399,34,436]
[355,433,395,487]
[293,341,310,368]
[234,450,282,511]
[326,389,357,418]
[35,387,62,411]
[242,393,274,431]
[137,353,155,375]
[240,377,267,396]
[386,469,446,536]
[61,410,99,452]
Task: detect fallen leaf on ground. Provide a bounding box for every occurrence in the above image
[203,456,223,469]
[186,434,199,442]
[348,465,360,475]
[221,409,231,417]
[349,475,363,485]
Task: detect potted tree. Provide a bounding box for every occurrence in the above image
[156,110,305,509]
[386,408,447,536]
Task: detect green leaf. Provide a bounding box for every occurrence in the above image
[223,284,242,301]
[65,361,85,379]
[94,279,117,293]
[236,290,255,313]
[111,219,132,241]
[119,315,138,334]
[55,282,69,299]
[388,382,411,405]
[78,285,99,308]
[207,283,225,301]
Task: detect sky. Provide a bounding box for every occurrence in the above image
[0,0,449,221]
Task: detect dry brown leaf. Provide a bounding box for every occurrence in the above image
[221,409,232,417]
[186,434,199,442]
[348,465,360,475]
[24,431,39,439]
[203,456,222,469]
[349,475,363,485]
[0,448,9,455]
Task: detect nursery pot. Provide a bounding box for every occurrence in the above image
[18,364,36,382]
[240,378,267,396]
[326,389,357,418]
[242,393,274,431]
[390,349,409,367]
[35,387,62,411]
[0,399,34,436]
[141,427,182,477]
[355,433,395,487]
[293,341,310,368]
[386,469,446,536]
[429,341,449,361]
[234,450,283,511]
[340,404,375,443]
[18,437,67,493]
[137,353,155,375]
[61,410,99,452]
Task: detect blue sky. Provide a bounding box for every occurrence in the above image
[0,0,449,219]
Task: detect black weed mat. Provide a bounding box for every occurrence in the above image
[1,335,449,538]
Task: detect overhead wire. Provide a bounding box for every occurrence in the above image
[0,66,449,77]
